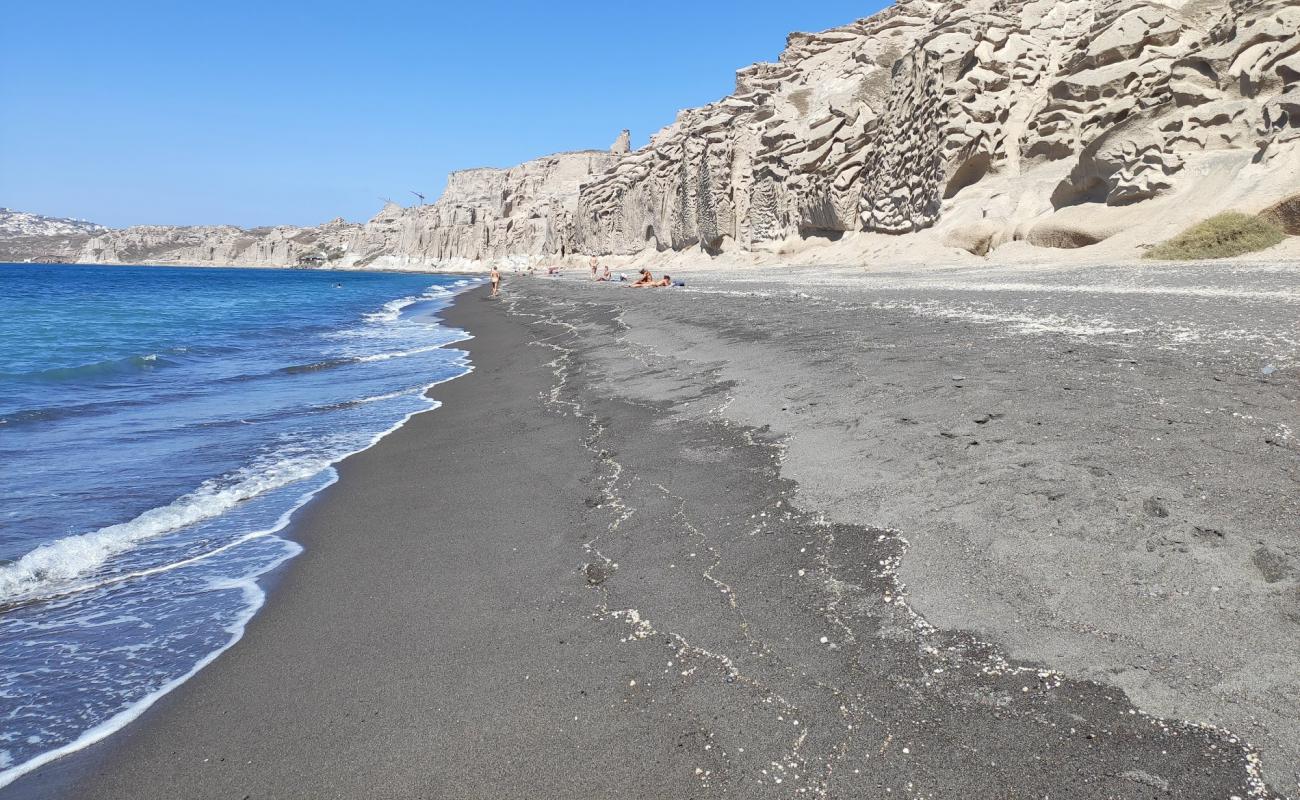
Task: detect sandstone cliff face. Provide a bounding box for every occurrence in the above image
[573,0,1300,259]
[346,149,622,269]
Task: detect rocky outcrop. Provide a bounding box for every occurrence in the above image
[343,149,622,269]
[77,218,361,268]
[1046,0,1300,208]
[573,0,1300,259]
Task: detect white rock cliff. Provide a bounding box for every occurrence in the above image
[15,0,1299,269]
[342,149,623,270]
[573,0,1300,261]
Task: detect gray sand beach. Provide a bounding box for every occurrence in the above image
[9,261,1298,798]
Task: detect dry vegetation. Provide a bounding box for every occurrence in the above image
[1144,212,1287,260]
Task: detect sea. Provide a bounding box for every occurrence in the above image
[0,263,476,786]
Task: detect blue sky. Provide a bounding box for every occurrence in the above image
[1,1,888,228]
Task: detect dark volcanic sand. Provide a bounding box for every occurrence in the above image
[8,269,1293,798]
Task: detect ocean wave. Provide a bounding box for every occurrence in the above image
[361,285,456,324]
[353,338,471,362]
[277,357,357,375]
[0,446,338,605]
[1,352,181,384]
[0,397,150,428]
[0,348,469,606]
[0,384,217,429]
[275,341,463,374]
[311,388,421,412]
[189,327,467,392]
[275,327,472,375]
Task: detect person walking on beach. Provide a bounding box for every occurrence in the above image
[590,257,599,280]
[489,266,501,298]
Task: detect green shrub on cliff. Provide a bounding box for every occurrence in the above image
[1144,212,1286,260]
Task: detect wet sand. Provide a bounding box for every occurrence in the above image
[9,266,1296,798]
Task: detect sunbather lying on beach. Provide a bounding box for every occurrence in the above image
[630,273,673,288]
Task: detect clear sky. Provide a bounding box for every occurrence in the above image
[0,1,888,229]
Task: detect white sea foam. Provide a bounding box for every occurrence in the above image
[362,284,457,323]
[0,449,336,604]
[355,388,420,405]
[0,553,297,790]
[364,297,416,324]
[353,334,472,362]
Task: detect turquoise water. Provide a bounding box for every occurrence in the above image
[0,263,475,785]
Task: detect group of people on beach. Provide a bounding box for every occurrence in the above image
[487,259,681,298]
[591,258,679,288]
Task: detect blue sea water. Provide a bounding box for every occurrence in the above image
[0,263,475,785]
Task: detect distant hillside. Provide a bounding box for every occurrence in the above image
[0,208,106,238]
[34,142,626,271]
[0,209,108,263]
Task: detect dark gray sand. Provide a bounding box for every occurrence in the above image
[559,262,1300,796]
[9,266,1296,798]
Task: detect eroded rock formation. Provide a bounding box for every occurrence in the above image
[343,149,622,269]
[16,0,1299,269]
[574,0,1300,258]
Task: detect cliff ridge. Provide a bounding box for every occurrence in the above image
[8,0,1298,269]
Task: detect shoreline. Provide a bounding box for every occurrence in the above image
[0,260,457,275]
[3,286,608,799]
[7,268,1295,798]
[0,277,478,793]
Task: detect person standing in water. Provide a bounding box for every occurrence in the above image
[489,266,501,298]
